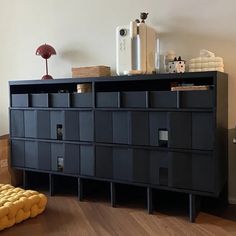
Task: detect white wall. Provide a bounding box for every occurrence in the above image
[1,0,236,202]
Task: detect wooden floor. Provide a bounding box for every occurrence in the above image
[1,190,236,236]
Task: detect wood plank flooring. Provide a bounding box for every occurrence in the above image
[1,194,236,236]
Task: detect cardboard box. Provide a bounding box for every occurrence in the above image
[0,135,22,186]
[72,66,111,78]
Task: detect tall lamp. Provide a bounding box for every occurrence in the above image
[36,44,56,80]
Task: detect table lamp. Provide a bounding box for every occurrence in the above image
[36,44,56,80]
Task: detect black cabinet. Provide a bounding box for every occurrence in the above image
[9,72,228,221]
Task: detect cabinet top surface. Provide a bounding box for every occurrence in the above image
[9,71,227,86]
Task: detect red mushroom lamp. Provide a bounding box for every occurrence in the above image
[36,44,56,80]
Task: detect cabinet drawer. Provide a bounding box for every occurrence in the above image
[11,94,29,107]
[96,92,119,107]
[180,90,213,108]
[50,93,70,107]
[149,91,177,108]
[71,93,92,108]
[121,91,147,108]
[30,94,49,107]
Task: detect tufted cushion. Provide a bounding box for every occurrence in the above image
[0,184,47,231]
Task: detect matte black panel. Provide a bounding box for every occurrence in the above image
[64,111,80,141]
[51,143,64,172]
[24,110,37,138]
[133,149,149,183]
[50,93,70,108]
[11,94,29,107]
[38,142,51,171]
[121,91,146,108]
[25,141,38,169]
[113,148,132,181]
[80,145,94,176]
[192,113,214,150]
[30,93,48,107]
[149,91,177,108]
[130,112,149,145]
[168,112,191,149]
[11,140,25,167]
[113,111,129,144]
[192,154,214,192]
[11,110,24,137]
[37,111,50,139]
[96,92,119,107]
[95,111,112,143]
[50,111,64,140]
[180,90,213,108]
[79,111,93,141]
[169,152,192,189]
[71,93,92,108]
[64,144,80,174]
[95,146,113,178]
[149,112,168,146]
[150,151,169,185]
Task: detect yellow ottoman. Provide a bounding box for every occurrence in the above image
[0,184,47,231]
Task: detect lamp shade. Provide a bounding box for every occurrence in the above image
[36,44,56,59]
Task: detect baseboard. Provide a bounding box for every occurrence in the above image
[228,197,236,204]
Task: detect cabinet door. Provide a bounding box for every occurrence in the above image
[64,111,80,141]
[25,141,38,169]
[192,113,214,150]
[37,111,50,139]
[113,148,133,181]
[169,152,192,189]
[95,146,113,179]
[130,112,149,145]
[168,112,191,149]
[11,110,24,137]
[50,111,64,140]
[51,143,64,172]
[80,145,94,176]
[113,111,129,144]
[150,151,169,186]
[79,111,93,141]
[11,140,25,167]
[149,112,168,146]
[24,110,37,138]
[95,111,112,143]
[64,144,80,175]
[192,153,214,192]
[133,149,149,183]
[38,142,51,171]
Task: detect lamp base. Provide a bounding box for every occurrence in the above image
[42,74,53,80]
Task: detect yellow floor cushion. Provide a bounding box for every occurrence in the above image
[0,184,47,231]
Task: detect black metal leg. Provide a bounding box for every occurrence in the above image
[49,174,54,196]
[23,170,27,189]
[147,187,153,214]
[110,182,116,207]
[189,194,200,222]
[78,178,83,201]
